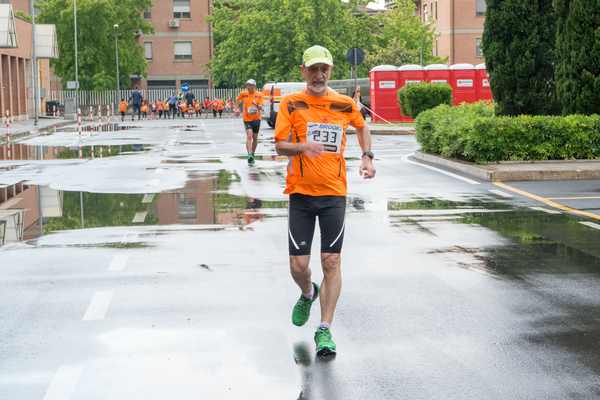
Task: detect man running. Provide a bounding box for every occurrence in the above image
[236,79,263,165]
[274,45,376,359]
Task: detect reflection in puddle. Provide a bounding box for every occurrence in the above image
[0,170,288,244]
[0,143,152,160]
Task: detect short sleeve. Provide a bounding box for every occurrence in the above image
[236,93,244,103]
[274,98,293,142]
[257,95,264,105]
[348,100,366,129]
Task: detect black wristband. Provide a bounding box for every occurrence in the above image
[362,151,374,160]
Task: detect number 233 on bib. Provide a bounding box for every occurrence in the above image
[307,123,343,153]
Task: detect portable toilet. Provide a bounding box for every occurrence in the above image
[397,64,425,121]
[369,65,402,123]
[424,64,450,84]
[475,63,493,101]
[449,64,477,105]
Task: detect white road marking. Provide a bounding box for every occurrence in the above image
[43,365,83,400]
[108,254,129,272]
[401,153,480,185]
[529,206,562,215]
[580,221,600,230]
[82,291,113,321]
[489,189,513,198]
[132,211,147,223]
[142,194,155,203]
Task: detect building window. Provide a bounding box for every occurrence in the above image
[143,8,151,19]
[476,0,487,16]
[174,41,192,60]
[422,5,428,21]
[173,0,191,19]
[476,38,483,57]
[144,42,153,60]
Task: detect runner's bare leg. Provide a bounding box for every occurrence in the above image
[290,255,313,295]
[251,132,259,154]
[319,253,341,325]
[246,129,253,154]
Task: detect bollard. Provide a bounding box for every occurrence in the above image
[77,108,82,137]
[4,110,12,160]
[53,105,57,118]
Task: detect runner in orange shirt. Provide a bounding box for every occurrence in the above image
[274,45,375,360]
[118,98,128,122]
[236,79,264,165]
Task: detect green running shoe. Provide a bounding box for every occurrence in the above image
[292,282,319,327]
[314,327,336,360]
[247,154,255,165]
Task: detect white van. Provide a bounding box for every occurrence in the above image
[262,82,307,127]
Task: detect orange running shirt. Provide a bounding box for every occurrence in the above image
[119,101,128,113]
[274,89,366,197]
[236,90,263,122]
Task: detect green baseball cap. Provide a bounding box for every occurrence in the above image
[302,45,334,67]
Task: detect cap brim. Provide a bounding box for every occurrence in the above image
[304,58,334,67]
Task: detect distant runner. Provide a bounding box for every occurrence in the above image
[236,79,264,165]
[274,45,376,359]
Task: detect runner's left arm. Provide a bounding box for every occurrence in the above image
[350,103,376,179]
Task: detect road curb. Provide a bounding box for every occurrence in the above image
[412,151,600,182]
[347,127,415,136]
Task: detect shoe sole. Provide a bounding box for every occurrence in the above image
[316,347,336,361]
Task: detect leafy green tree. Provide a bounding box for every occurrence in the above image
[37,0,153,90]
[554,0,600,115]
[365,0,442,69]
[482,0,559,115]
[209,0,379,86]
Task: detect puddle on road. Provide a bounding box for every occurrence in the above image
[62,124,142,133]
[0,143,152,160]
[13,170,287,241]
[389,198,600,278]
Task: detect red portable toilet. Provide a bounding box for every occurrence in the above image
[424,64,450,84]
[475,63,493,101]
[369,65,402,123]
[397,64,425,122]
[449,64,477,105]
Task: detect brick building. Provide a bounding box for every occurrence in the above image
[138,0,213,90]
[0,0,58,120]
[389,0,487,65]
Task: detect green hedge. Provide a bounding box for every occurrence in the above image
[397,83,452,119]
[416,102,600,162]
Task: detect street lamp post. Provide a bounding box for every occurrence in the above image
[74,0,79,111]
[30,0,39,126]
[113,24,120,95]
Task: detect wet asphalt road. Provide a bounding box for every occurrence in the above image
[1,117,600,399]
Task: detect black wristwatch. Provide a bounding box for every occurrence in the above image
[362,150,374,160]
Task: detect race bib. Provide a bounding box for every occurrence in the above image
[248,106,258,115]
[307,122,343,153]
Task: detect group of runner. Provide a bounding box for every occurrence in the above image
[236,46,375,359]
[118,92,235,121]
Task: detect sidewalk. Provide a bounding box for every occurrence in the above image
[0,118,73,139]
[348,122,415,136]
[413,151,600,181]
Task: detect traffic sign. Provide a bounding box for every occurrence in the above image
[66,81,79,90]
[181,83,190,92]
[346,48,365,66]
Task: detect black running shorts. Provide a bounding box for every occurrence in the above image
[288,194,346,256]
[244,120,261,134]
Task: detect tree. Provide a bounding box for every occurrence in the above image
[209,0,378,87]
[209,0,438,87]
[37,0,153,90]
[365,0,442,69]
[554,0,600,115]
[482,0,559,115]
